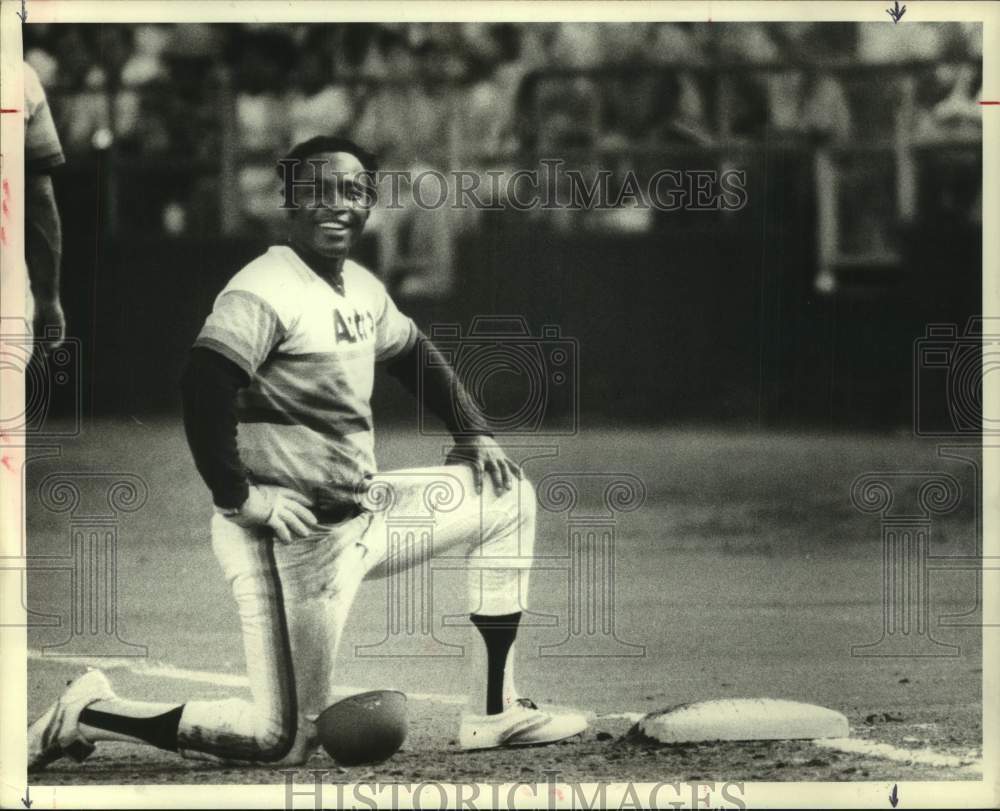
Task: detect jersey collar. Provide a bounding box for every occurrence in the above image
[277,243,347,296]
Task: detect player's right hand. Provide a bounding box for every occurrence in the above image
[231,484,319,543]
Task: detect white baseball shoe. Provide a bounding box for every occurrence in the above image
[459,698,588,751]
[28,669,116,771]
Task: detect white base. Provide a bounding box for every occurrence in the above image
[638,698,849,743]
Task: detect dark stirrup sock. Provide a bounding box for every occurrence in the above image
[470,611,522,715]
[78,705,184,752]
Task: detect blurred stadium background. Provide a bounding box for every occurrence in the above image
[25,21,983,430]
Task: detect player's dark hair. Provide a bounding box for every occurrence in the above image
[277,136,379,211]
[277,136,379,177]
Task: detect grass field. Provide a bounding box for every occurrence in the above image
[25,419,984,784]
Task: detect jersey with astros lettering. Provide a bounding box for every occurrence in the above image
[194,245,417,513]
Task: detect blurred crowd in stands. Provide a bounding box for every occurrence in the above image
[24,22,983,294]
[26,22,983,158]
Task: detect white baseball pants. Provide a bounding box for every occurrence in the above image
[177,465,535,763]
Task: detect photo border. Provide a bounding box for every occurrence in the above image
[1,1,996,808]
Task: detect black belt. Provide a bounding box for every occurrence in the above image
[314,503,363,526]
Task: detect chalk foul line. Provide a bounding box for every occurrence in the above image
[814,737,982,774]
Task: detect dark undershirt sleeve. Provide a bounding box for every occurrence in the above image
[384,330,493,439]
[180,347,252,509]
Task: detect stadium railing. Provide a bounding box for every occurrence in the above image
[517,60,981,288]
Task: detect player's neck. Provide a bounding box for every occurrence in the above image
[287,240,347,284]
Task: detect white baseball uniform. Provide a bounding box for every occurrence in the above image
[177,246,534,762]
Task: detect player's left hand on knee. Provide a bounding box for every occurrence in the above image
[446,435,522,495]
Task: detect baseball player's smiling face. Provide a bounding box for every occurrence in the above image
[288,150,373,262]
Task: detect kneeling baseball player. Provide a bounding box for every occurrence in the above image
[28,137,587,769]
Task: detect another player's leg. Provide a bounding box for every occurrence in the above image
[362,466,588,750]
